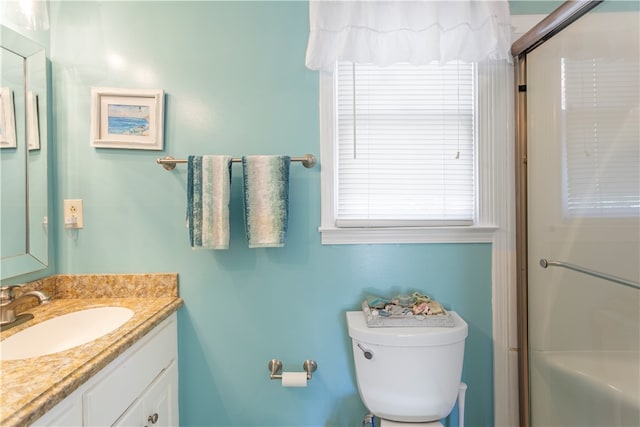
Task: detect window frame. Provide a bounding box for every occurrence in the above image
[318,64,503,244]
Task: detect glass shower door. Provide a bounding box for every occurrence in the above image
[526,3,640,426]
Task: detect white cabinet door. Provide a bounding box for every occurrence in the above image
[141,361,178,427]
[113,360,178,427]
[112,399,143,427]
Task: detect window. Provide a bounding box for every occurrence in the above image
[319,60,512,244]
[335,62,476,227]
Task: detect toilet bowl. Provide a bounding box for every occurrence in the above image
[346,310,468,426]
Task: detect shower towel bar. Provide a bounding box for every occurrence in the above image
[539,258,640,290]
[156,154,316,171]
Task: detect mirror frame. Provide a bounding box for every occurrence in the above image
[1,25,48,280]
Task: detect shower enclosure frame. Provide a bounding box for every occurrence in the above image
[511,2,604,426]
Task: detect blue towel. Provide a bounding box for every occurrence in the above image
[242,155,291,248]
[187,155,232,249]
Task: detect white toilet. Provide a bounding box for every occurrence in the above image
[346,310,468,427]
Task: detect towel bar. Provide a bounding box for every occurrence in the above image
[540,258,640,290]
[156,154,316,171]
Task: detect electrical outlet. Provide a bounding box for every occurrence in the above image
[63,199,84,229]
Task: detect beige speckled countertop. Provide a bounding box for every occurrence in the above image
[0,274,183,427]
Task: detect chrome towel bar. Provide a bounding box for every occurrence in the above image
[540,258,640,290]
[156,154,316,171]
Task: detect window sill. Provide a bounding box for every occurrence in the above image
[318,225,499,245]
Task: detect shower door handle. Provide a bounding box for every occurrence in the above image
[540,258,640,290]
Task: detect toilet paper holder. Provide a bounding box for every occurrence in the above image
[268,359,317,381]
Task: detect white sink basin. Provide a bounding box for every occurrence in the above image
[0,306,134,361]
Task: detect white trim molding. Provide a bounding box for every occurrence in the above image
[318,225,498,245]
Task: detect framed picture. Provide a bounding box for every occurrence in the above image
[0,87,17,149]
[27,91,40,151]
[90,87,164,150]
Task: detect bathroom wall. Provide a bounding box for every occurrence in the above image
[509,0,563,15]
[48,1,497,426]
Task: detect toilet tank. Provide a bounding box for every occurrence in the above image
[346,311,468,423]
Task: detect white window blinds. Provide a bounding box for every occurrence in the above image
[335,61,476,227]
[562,57,640,217]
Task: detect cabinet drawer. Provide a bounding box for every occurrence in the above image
[83,314,177,426]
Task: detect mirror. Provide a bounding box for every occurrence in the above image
[0,25,48,280]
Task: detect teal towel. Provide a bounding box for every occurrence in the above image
[242,155,291,248]
[187,155,232,249]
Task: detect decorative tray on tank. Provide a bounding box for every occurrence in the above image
[362,301,455,328]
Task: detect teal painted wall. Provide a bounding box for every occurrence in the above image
[49,1,493,426]
[509,0,563,15]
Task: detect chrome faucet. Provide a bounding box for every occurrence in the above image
[0,284,51,326]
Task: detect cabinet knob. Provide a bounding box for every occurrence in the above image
[148,413,159,424]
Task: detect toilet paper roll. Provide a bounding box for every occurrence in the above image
[281,372,307,387]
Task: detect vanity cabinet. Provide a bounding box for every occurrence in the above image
[112,361,178,427]
[32,313,178,427]
[30,396,82,427]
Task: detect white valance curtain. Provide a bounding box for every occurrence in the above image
[305,0,512,70]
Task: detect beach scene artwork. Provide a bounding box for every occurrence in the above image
[91,88,163,150]
[107,104,150,136]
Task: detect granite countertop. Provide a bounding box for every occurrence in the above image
[0,274,183,427]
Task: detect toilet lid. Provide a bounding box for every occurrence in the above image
[346,310,467,346]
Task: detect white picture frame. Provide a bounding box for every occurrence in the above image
[90,87,164,150]
[27,91,40,151]
[0,87,17,149]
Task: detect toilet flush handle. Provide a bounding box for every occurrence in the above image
[357,343,374,360]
